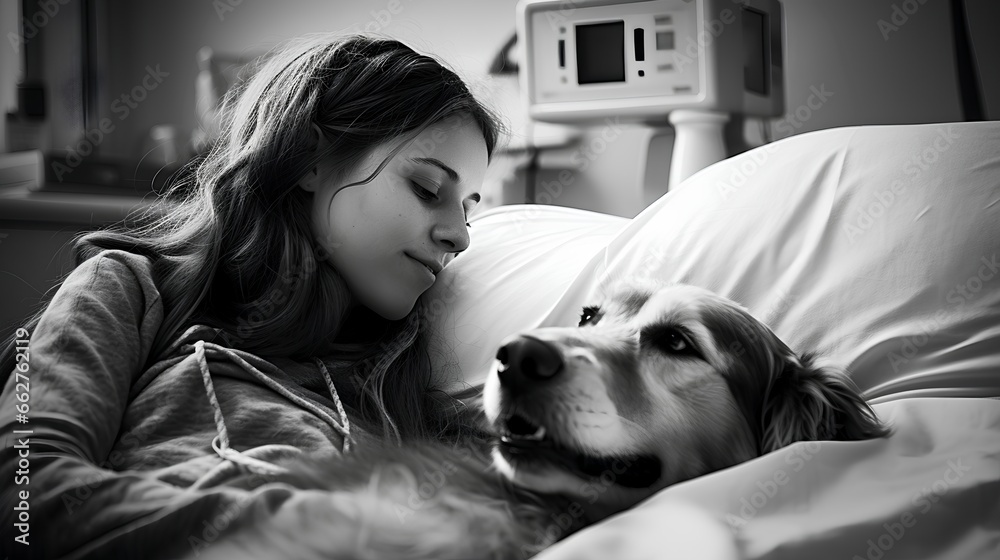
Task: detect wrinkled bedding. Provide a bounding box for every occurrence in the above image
[533,397,1000,560]
[424,121,1000,558]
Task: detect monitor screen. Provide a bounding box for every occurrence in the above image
[576,21,626,84]
[742,8,769,95]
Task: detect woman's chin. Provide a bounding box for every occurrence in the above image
[366,296,418,321]
[380,307,413,321]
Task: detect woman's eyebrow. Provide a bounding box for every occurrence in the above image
[410,157,459,183]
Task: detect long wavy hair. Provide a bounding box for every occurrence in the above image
[0,33,504,444]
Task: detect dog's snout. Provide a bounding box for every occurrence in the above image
[496,335,563,389]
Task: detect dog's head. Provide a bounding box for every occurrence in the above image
[484,280,889,517]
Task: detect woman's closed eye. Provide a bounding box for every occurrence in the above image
[411,180,472,227]
[410,180,439,201]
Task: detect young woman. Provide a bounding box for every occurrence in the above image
[0,33,504,559]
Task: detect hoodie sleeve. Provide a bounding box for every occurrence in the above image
[0,252,298,560]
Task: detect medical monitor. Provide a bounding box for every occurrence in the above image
[517,0,784,123]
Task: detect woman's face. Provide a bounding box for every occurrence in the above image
[303,115,489,320]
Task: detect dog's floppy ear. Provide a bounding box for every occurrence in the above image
[759,354,891,454]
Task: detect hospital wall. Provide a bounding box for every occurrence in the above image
[72,0,1000,216]
[7,0,997,173]
[92,0,520,163]
[0,0,16,154]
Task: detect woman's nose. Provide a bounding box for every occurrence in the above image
[433,212,471,253]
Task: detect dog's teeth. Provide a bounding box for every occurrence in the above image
[499,423,546,442]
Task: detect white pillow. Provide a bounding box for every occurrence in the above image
[424,204,628,386]
[425,121,1000,402]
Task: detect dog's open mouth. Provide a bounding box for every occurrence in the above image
[497,413,662,489]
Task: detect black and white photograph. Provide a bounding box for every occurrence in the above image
[1,0,998,558]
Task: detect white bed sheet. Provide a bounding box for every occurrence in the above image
[534,397,1000,560]
[423,120,1000,559]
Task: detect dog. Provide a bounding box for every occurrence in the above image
[484,279,890,521]
[191,279,889,560]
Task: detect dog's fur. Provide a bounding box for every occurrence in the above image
[484,280,890,521]
[193,280,890,559]
[191,440,567,560]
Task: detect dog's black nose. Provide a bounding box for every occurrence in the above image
[496,335,563,390]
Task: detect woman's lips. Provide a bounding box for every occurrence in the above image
[406,254,437,281]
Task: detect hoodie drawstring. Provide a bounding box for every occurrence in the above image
[192,339,353,477]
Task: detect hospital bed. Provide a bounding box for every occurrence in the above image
[425,119,1000,559]
[6,118,996,560]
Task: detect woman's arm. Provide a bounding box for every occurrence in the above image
[0,252,298,559]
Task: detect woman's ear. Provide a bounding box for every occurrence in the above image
[759,354,891,454]
[298,123,326,193]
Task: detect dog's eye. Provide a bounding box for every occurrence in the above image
[665,332,689,352]
[578,306,599,327]
[643,326,701,358]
